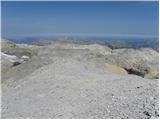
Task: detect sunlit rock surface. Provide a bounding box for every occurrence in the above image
[1,39,159,119]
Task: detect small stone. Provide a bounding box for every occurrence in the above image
[150,97,154,100]
[21,55,29,61]
[143,111,151,118]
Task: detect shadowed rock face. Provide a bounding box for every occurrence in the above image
[1,39,159,119]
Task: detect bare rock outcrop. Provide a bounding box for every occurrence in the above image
[1,39,158,79]
[104,48,158,79]
[1,39,38,57]
[1,52,22,72]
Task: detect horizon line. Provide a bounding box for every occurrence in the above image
[2,33,158,38]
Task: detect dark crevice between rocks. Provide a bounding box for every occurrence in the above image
[13,62,21,67]
[124,68,145,77]
[143,111,152,119]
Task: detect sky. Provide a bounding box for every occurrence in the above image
[1,1,159,38]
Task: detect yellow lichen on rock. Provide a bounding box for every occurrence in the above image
[144,71,159,79]
[105,63,127,74]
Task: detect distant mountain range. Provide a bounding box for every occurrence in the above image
[4,35,159,51]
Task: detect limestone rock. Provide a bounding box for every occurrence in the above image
[105,48,158,78]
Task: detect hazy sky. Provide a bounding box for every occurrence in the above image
[2,1,159,37]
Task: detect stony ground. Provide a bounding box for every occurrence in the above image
[1,41,159,119]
